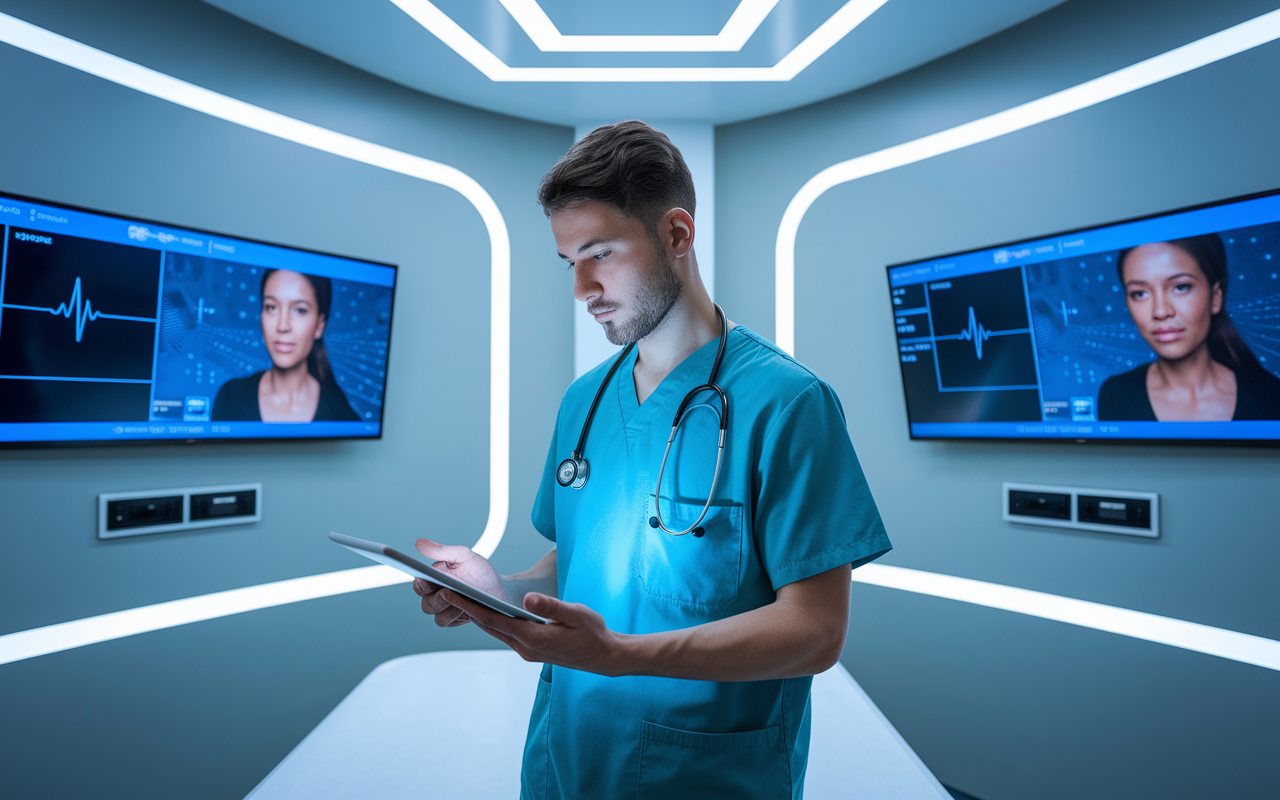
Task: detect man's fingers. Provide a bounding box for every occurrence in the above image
[435,606,467,628]
[414,577,445,601]
[420,591,453,615]
[524,593,582,625]
[415,538,475,564]
[440,590,513,631]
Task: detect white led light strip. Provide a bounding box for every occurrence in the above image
[0,12,509,665]
[854,565,1280,671]
[389,0,889,81]
[774,8,1280,353]
[773,9,1280,672]
[497,0,780,52]
[0,567,415,666]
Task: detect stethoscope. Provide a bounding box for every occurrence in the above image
[556,304,729,537]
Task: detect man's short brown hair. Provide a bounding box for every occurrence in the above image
[537,120,696,230]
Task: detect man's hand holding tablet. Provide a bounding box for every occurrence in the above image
[328,533,551,624]
[411,539,510,627]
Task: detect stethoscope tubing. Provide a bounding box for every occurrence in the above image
[651,413,726,536]
[558,304,730,538]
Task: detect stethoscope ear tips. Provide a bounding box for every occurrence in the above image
[648,516,659,528]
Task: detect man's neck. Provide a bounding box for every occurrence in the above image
[632,288,726,405]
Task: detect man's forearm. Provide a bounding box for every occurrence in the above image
[607,564,851,682]
[502,548,558,605]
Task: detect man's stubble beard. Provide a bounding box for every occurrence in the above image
[602,243,683,346]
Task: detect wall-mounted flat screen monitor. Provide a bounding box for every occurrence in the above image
[0,191,396,446]
[888,188,1280,444]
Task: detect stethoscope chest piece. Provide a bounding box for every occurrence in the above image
[557,456,589,490]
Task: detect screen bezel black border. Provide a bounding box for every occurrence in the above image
[0,188,400,450]
[884,185,1280,448]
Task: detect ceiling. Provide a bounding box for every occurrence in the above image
[201,0,1066,126]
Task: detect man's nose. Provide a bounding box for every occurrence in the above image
[573,264,599,304]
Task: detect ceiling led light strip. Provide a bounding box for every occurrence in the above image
[0,11,510,665]
[774,8,1280,353]
[391,0,889,81]
[854,565,1280,671]
[496,0,781,52]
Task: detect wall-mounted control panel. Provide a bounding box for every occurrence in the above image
[98,483,261,539]
[1003,483,1158,538]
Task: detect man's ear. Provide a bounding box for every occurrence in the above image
[659,208,695,258]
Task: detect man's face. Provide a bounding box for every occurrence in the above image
[550,201,682,346]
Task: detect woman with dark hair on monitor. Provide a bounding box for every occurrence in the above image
[212,269,359,422]
[1097,233,1280,421]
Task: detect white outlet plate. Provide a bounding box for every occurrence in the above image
[1003,482,1159,538]
[98,483,261,539]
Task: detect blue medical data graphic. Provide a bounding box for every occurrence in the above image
[0,190,397,445]
[0,228,160,422]
[7,275,157,343]
[888,188,1280,441]
[151,254,392,424]
[945,306,1027,363]
[896,268,1044,422]
[1025,250,1151,421]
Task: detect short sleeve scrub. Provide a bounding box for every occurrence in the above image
[524,326,892,800]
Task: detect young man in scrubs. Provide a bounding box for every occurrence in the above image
[413,120,891,799]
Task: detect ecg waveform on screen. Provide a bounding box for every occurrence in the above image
[1,276,157,341]
[932,306,1031,361]
[958,306,992,360]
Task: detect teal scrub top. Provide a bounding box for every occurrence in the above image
[523,326,891,800]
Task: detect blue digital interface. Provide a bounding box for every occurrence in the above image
[0,192,396,445]
[887,189,1280,442]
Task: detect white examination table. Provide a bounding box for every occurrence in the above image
[247,650,950,799]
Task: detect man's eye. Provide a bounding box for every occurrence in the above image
[593,250,610,261]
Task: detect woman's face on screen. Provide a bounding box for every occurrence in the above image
[261,270,325,371]
[1122,242,1222,362]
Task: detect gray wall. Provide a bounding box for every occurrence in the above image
[717,1,1279,798]
[0,1,573,797]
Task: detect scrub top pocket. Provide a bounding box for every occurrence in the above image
[640,496,743,610]
[638,720,789,800]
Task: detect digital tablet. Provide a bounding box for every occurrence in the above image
[329,532,551,624]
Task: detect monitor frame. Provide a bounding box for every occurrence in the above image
[885,186,1280,448]
[0,189,399,450]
